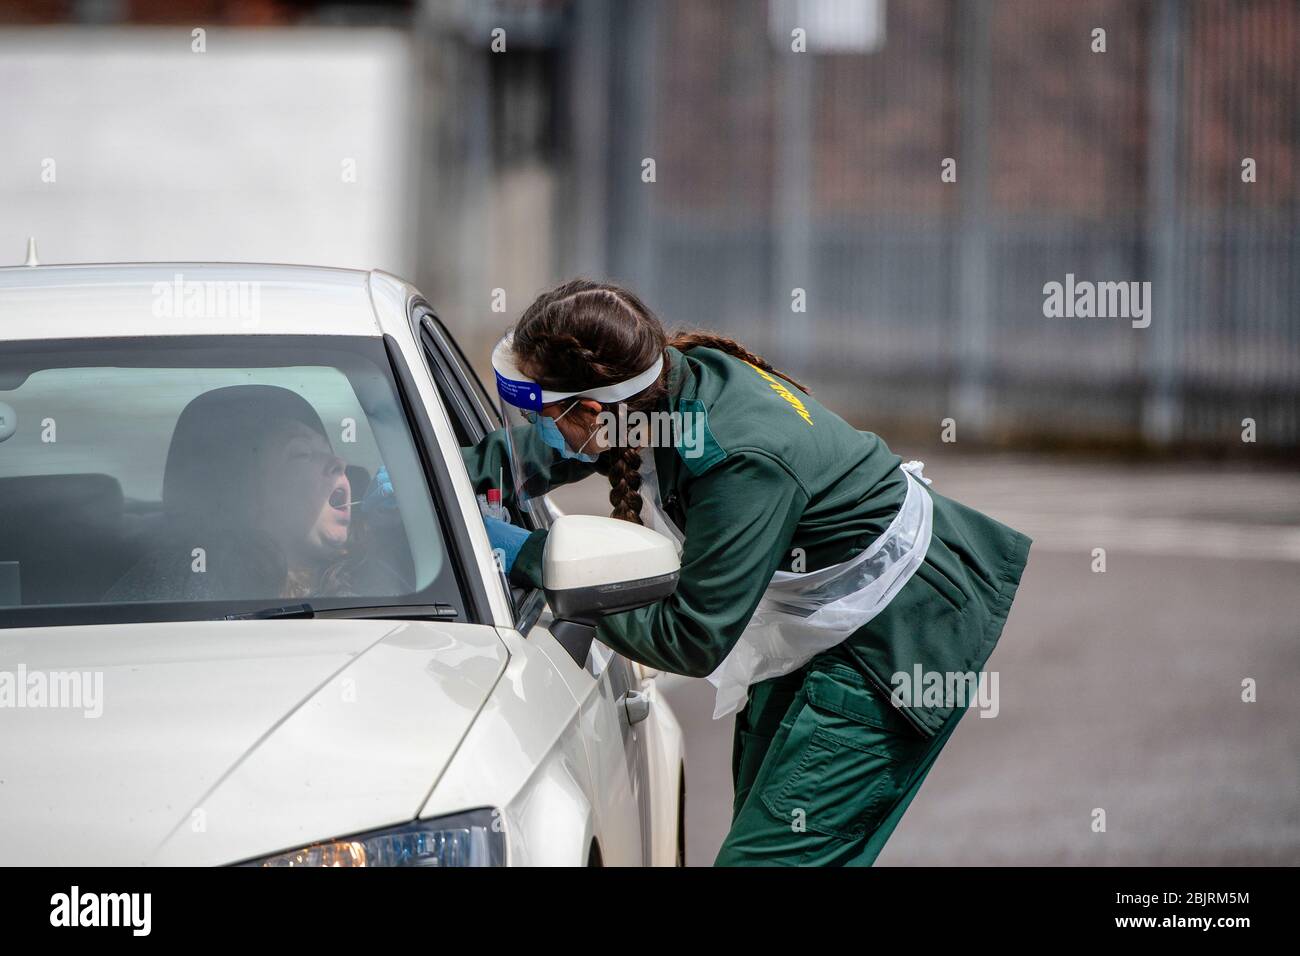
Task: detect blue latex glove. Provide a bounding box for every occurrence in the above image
[484,516,531,575]
[360,465,397,514]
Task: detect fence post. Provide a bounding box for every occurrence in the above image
[607,0,659,293]
[1142,0,1185,445]
[954,0,992,438]
[566,0,613,278]
[774,23,814,370]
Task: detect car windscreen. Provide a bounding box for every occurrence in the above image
[0,335,463,626]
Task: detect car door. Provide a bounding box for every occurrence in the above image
[414,304,653,864]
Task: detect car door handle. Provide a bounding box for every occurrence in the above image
[620,690,651,725]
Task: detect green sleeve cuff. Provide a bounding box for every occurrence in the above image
[508,528,549,590]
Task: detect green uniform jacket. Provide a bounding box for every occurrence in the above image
[465,346,1031,739]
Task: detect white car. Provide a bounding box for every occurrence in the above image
[0,259,687,866]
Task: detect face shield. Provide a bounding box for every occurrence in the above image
[490,333,664,515]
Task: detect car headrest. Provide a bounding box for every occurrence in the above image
[0,474,124,544]
[162,384,330,528]
[0,473,126,604]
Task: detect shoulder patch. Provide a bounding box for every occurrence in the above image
[676,398,727,475]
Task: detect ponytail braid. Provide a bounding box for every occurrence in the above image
[667,331,810,394]
[604,446,646,525]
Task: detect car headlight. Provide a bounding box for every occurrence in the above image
[245,809,506,867]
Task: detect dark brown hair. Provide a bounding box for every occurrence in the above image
[511,278,807,524]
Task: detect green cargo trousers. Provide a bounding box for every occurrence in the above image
[713,650,967,866]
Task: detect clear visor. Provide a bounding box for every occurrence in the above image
[490,334,664,515]
[497,395,600,514]
[490,336,598,518]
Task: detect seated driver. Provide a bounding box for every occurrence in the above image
[106,385,404,604]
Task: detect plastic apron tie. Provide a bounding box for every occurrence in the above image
[702,460,934,720]
[639,453,686,556]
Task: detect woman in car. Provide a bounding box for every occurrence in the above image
[466,278,1032,866]
[106,385,402,604]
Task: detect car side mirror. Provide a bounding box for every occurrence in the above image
[543,514,680,664]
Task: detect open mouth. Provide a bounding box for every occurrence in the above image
[328,487,349,511]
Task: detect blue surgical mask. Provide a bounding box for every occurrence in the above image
[531,402,600,463]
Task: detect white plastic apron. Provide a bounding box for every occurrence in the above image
[640,454,934,720]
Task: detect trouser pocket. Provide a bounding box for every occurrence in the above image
[732,730,773,818]
[758,664,929,841]
[731,671,806,820]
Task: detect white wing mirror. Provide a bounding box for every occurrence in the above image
[543,514,680,625]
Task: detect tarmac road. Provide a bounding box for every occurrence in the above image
[549,455,1300,865]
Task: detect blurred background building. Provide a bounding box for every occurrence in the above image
[3,0,1296,451]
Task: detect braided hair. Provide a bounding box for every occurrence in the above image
[511,278,807,524]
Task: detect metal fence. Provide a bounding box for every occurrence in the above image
[419,0,1300,450]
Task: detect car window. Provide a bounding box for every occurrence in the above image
[416,308,548,622]
[0,336,465,625]
[421,313,503,432]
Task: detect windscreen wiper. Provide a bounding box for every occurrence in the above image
[222,603,459,621]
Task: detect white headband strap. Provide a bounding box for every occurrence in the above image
[540,352,664,405]
[492,333,664,410]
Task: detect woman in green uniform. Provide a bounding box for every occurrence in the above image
[469,278,1031,866]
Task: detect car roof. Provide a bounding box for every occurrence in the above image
[0,262,392,340]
